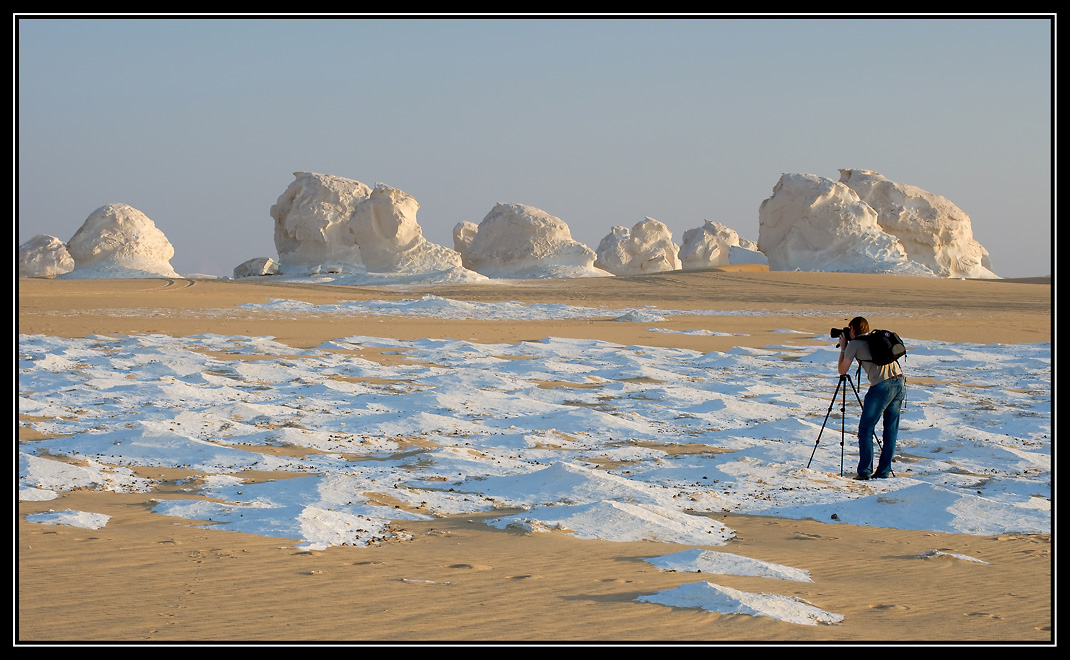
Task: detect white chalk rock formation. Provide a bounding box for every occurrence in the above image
[726,245,769,267]
[838,169,998,279]
[459,203,611,279]
[62,203,180,279]
[270,172,463,276]
[233,257,280,278]
[678,220,765,270]
[594,217,681,276]
[452,220,479,270]
[18,234,74,278]
[757,173,934,276]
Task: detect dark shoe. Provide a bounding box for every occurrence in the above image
[872,472,891,479]
[854,473,871,481]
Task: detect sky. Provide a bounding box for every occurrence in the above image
[19,297,1050,623]
[16,15,1053,278]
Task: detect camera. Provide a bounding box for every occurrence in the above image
[831,327,850,339]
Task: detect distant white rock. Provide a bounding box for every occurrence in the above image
[678,219,766,270]
[594,217,681,276]
[452,220,479,270]
[61,203,180,279]
[726,245,769,267]
[232,257,279,279]
[270,172,465,277]
[18,234,74,278]
[757,173,935,276]
[838,169,998,279]
[459,203,611,279]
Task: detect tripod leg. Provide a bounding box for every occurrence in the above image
[807,376,845,470]
[840,374,847,475]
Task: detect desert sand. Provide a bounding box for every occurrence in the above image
[17,269,1052,644]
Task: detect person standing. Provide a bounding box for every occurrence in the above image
[837,316,906,480]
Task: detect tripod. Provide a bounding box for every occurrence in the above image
[806,374,887,476]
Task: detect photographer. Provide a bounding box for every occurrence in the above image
[836,317,906,480]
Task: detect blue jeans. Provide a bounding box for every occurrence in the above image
[857,376,905,478]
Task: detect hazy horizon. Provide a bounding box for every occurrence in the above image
[16,15,1053,279]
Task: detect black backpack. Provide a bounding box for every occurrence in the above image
[863,329,906,366]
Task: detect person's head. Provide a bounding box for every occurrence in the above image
[848,316,870,338]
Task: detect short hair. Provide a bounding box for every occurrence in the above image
[849,317,870,336]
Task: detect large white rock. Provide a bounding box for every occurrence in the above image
[62,203,180,279]
[838,169,998,279]
[757,173,934,276]
[271,171,368,271]
[18,234,74,278]
[459,203,611,279]
[270,172,463,276]
[678,220,765,270]
[594,217,681,276]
